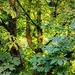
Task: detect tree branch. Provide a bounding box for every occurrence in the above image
[54,0,58,17]
[16,0,40,29]
[45,33,57,45]
[37,1,42,44]
[26,10,33,48]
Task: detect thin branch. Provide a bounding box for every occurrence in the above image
[37,6,42,44]
[54,0,58,17]
[26,10,33,48]
[45,33,57,45]
[17,0,40,29]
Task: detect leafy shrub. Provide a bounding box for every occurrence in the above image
[31,35,75,75]
[0,34,20,75]
[0,52,20,75]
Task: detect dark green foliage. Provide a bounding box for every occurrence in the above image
[0,52,20,75]
[31,31,75,75]
[0,0,75,75]
[0,34,20,75]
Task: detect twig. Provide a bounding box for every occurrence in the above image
[17,0,40,29]
[45,33,57,45]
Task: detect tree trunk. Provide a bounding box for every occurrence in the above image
[26,10,33,49]
[37,8,42,44]
[9,0,24,67]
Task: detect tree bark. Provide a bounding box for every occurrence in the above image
[37,0,42,44]
[26,10,33,48]
[9,0,24,67]
[37,11,42,44]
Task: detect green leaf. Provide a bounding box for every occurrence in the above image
[0,66,6,73]
[71,20,75,29]
[9,65,15,71]
[50,59,57,65]
[12,57,20,66]
[37,67,44,72]
[44,63,51,72]
[62,58,68,63]
[33,65,37,70]
[57,72,63,75]
[2,63,10,69]
[42,46,54,53]
[57,59,63,66]
[50,36,59,42]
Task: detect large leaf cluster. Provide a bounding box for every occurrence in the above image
[0,32,20,75]
[31,28,75,75]
[0,52,20,75]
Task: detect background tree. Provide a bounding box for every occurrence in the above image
[0,0,75,75]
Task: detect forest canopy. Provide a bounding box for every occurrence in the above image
[0,0,75,75]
